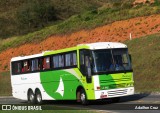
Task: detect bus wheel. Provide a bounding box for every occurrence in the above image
[80,89,88,105]
[35,90,43,104]
[28,90,35,104]
[112,97,120,103]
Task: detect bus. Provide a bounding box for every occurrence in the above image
[10,42,134,105]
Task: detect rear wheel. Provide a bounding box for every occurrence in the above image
[80,89,88,105]
[35,90,43,104]
[28,90,35,104]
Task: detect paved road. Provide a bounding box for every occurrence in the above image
[0,93,160,113]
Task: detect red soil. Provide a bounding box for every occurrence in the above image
[0,14,160,72]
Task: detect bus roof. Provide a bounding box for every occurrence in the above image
[11,42,127,61]
[78,42,127,50]
[11,53,43,62]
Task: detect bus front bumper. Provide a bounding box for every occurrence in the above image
[94,87,134,100]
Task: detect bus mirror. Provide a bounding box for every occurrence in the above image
[129,54,132,62]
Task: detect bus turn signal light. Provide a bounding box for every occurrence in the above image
[97,86,101,90]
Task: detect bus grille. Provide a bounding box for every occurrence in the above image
[108,89,128,97]
[100,78,131,83]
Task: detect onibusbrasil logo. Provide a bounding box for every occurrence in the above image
[1,105,42,110]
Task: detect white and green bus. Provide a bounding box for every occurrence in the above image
[11,42,134,105]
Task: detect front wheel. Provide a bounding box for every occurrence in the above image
[35,90,43,104]
[80,89,88,105]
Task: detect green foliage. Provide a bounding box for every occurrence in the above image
[112,0,134,9]
[0,0,102,39]
[154,0,160,6]
[16,0,57,34]
[1,5,160,52]
[125,33,160,92]
[1,0,159,39]
[0,71,11,96]
[0,0,25,13]
[51,0,101,19]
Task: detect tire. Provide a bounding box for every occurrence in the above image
[80,89,88,105]
[35,90,43,104]
[112,97,120,103]
[28,90,35,104]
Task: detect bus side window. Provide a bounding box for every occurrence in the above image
[23,60,30,72]
[17,62,21,73]
[52,54,65,68]
[42,57,50,70]
[12,62,21,75]
[65,53,71,66]
[31,59,39,71]
[65,52,77,67]
[58,54,64,68]
[53,55,59,68]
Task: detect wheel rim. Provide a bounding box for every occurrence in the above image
[30,93,34,101]
[37,94,41,103]
[81,93,85,102]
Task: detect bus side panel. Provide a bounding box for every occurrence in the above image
[74,68,96,100]
[11,72,53,100]
[40,69,83,100]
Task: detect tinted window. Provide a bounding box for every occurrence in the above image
[65,52,77,66]
[53,55,59,68]
[31,59,40,71]
[65,53,71,66]
[58,55,64,67]
[12,62,21,74]
[22,60,30,72]
[65,52,77,67]
[53,54,64,68]
[42,57,50,70]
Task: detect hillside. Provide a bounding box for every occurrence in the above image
[0,33,159,95]
[126,33,160,92]
[0,0,99,39]
[0,14,160,72]
[1,3,160,52]
[0,0,134,39]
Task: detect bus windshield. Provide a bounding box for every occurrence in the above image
[91,48,132,74]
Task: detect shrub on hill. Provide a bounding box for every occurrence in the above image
[16,0,57,34]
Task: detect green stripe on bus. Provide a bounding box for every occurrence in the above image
[40,69,83,100]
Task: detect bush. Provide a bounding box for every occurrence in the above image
[154,0,160,6]
[16,0,57,34]
[0,17,17,39]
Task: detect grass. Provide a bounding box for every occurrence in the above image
[0,71,11,96]
[125,33,160,93]
[0,33,159,96]
[0,5,160,52]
